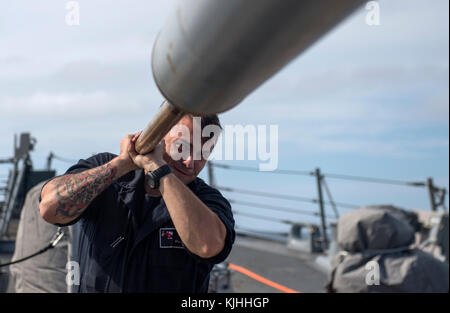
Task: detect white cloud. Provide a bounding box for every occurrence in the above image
[0,0,447,195]
[291,137,448,158]
[0,91,144,118]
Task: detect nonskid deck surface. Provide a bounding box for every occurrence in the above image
[226,235,328,293]
[1,235,328,293]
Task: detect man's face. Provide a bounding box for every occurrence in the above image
[162,115,215,185]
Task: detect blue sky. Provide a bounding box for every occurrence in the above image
[1,0,448,233]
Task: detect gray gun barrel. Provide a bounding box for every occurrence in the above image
[152,0,364,115]
[136,0,364,154]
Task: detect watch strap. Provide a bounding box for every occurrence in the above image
[147,164,172,188]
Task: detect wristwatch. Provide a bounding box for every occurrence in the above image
[145,164,172,189]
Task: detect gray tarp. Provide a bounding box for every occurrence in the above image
[327,206,449,293]
[9,181,68,293]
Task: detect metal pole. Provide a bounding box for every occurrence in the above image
[315,168,328,249]
[207,161,216,188]
[47,152,54,171]
[439,188,448,212]
[0,157,27,237]
[427,177,437,211]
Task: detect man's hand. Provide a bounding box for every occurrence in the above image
[128,131,167,172]
[118,134,140,173]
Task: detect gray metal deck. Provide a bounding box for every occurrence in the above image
[226,235,328,293]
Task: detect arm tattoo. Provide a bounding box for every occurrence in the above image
[52,163,117,220]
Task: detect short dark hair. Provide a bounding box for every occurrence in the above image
[199,114,222,131]
[187,114,222,141]
[159,101,222,131]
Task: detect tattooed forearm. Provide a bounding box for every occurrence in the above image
[51,163,118,220]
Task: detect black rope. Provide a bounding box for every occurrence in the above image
[0,229,64,268]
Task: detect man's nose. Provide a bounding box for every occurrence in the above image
[182,154,194,169]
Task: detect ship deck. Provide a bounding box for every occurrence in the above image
[225,235,328,293]
[1,234,328,293]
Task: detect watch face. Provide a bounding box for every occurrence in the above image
[146,174,157,189]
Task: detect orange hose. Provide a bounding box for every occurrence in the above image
[228,263,301,293]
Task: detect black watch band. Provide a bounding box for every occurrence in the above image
[146,165,172,189]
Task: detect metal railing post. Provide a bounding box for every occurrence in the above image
[207,162,216,188]
[315,168,328,249]
[427,177,437,211]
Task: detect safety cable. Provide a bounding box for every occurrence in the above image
[212,163,312,176]
[0,228,65,268]
[229,199,335,219]
[210,162,426,187]
[219,185,360,209]
[321,178,340,218]
[0,158,14,164]
[52,154,78,164]
[232,209,294,225]
[323,172,426,187]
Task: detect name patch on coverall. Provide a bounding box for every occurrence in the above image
[159,228,184,249]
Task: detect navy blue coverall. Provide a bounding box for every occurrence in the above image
[41,152,235,293]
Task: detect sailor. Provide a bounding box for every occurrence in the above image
[39,114,235,292]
